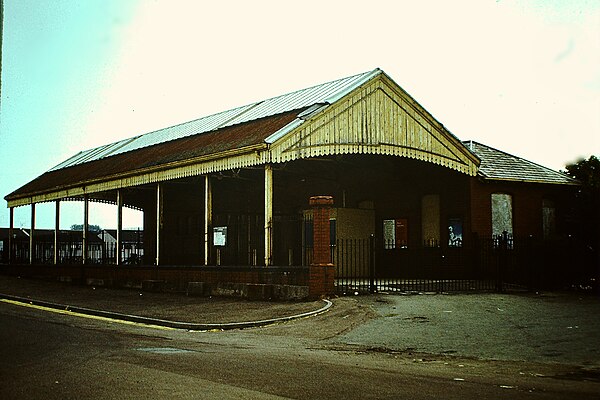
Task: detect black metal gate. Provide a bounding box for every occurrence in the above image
[335,234,596,294]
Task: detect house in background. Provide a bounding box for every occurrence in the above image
[0,228,104,264]
[0,228,143,265]
[465,141,575,241]
[3,68,585,291]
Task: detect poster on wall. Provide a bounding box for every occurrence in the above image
[448,218,463,247]
[383,218,408,249]
[395,218,408,248]
[213,226,227,247]
[383,219,395,249]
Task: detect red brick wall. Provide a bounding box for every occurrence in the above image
[308,196,335,298]
[469,178,575,238]
[0,264,308,291]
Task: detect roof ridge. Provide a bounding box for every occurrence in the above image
[465,140,554,168]
[51,69,382,171]
[464,140,576,184]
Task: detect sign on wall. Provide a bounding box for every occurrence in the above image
[448,218,463,247]
[383,218,408,249]
[213,226,227,247]
[383,219,395,249]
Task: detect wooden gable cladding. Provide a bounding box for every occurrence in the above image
[269,74,479,176]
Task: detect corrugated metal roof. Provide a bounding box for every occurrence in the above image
[8,110,302,201]
[464,141,577,185]
[50,69,382,171]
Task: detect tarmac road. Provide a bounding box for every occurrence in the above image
[2,300,600,400]
[1,276,600,399]
[336,292,600,366]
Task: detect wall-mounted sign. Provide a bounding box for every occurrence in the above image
[213,226,227,246]
[383,219,395,249]
[448,218,463,247]
[383,218,408,249]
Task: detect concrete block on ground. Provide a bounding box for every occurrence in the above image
[246,283,274,300]
[273,284,309,300]
[86,278,112,287]
[142,279,164,292]
[212,282,247,298]
[121,280,143,290]
[187,281,211,297]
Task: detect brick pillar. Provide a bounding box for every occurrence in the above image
[309,196,335,299]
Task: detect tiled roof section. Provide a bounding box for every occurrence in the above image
[464,141,576,185]
[6,110,302,200]
[50,69,381,171]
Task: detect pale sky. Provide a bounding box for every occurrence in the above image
[1,0,599,229]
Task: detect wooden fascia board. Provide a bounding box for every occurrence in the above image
[6,144,268,208]
[268,74,479,175]
[478,176,579,186]
[377,73,480,168]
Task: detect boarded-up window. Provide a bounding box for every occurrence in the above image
[491,193,513,237]
[543,199,556,239]
[422,194,440,247]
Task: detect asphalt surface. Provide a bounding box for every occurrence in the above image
[0,275,329,329]
[1,274,600,369]
[338,292,600,367]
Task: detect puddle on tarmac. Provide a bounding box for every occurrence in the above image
[136,347,195,354]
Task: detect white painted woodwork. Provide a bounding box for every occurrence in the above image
[156,183,163,266]
[264,164,273,267]
[204,175,212,266]
[269,75,478,175]
[116,190,123,265]
[6,74,479,208]
[83,195,89,264]
[29,204,35,264]
[8,207,14,264]
[54,200,60,265]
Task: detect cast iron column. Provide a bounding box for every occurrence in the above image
[116,190,123,265]
[82,195,89,264]
[8,207,14,264]
[54,200,60,265]
[29,203,35,264]
[264,164,273,267]
[156,183,163,266]
[204,175,212,266]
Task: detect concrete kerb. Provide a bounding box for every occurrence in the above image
[0,292,333,331]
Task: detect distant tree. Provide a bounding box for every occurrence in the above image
[564,155,600,227]
[564,155,600,190]
[70,224,102,232]
[564,156,600,229]
[563,155,600,289]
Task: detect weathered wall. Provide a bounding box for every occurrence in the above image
[469,179,576,239]
[333,208,376,240]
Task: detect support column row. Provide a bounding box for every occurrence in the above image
[8,169,273,267]
[8,193,124,265]
[199,166,273,267]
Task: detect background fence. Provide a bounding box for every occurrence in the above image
[335,234,597,294]
[2,230,595,295]
[1,235,143,265]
